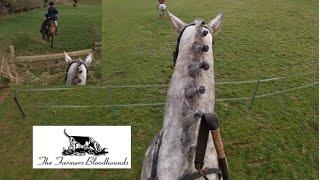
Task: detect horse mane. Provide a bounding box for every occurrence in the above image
[180,20,211,167]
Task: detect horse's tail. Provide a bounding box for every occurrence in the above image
[64,129,70,138]
[51,34,54,48]
[40,20,47,33]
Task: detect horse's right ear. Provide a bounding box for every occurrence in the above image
[168,11,186,33]
[64,51,72,64]
[208,12,224,37]
[84,53,93,66]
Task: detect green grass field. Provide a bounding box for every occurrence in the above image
[0,0,101,56]
[0,0,318,179]
[0,0,102,86]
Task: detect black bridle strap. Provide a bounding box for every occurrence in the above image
[179,168,221,180]
[173,23,212,66]
[195,115,210,170]
[195,113,230,180]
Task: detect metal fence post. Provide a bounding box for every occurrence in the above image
[107,87,116,120]
[12,90,26,118]
[248,80,260,111]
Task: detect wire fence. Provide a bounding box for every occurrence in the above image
[15,71,317,92]
[35,82,317,108]
[12,71,318,117]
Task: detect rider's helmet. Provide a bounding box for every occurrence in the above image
[49,1,55,6]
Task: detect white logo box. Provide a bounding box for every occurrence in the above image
[33,126,131,169]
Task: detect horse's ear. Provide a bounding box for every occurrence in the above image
[85,53,93,66]
[168,11,186,33]
[64,51,73,64]
[208,12,224,37]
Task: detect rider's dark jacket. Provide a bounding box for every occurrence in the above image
[47,7,58,21]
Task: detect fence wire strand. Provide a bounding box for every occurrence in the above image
[36,82,318,109]
[15,71,317,92]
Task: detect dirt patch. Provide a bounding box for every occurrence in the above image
[0,88,10,103]
[229,141,254,149]
[248,158,266,167]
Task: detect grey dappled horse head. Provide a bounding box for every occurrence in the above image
[141,11,223,180]
[64,51,93,85]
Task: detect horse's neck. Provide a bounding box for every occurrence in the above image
[164,28,215,129]
[158,29,216,178]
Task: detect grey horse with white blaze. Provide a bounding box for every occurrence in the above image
[141,11,224,180]
[64,51,93,85]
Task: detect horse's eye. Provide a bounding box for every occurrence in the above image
[79,70,83,74]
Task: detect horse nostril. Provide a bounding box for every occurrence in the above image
[78,79,82,83]
[201,21,205,25]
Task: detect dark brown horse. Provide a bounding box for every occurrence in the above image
[40,18,56,48]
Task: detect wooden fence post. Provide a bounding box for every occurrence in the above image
[9,45,15,63]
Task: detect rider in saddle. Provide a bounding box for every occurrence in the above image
[45,1,59,34]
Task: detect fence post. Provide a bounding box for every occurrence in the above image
[12,90,26,118]
[248,80,260,111]
[107,87,116,120]
[93,42,101,51]
[9,45,15,63]
[93,42,97,51]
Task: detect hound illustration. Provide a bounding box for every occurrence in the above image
[62,129,108,156]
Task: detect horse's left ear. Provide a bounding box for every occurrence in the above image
[64,51,73,64]
[208,12,224,36]
[85,53,93,66]
[168,11,187,33]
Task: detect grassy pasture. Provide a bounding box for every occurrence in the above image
[0,0,318,180]
[0,0,102,86]
[0,0,101,56]
[0,1,104,178]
